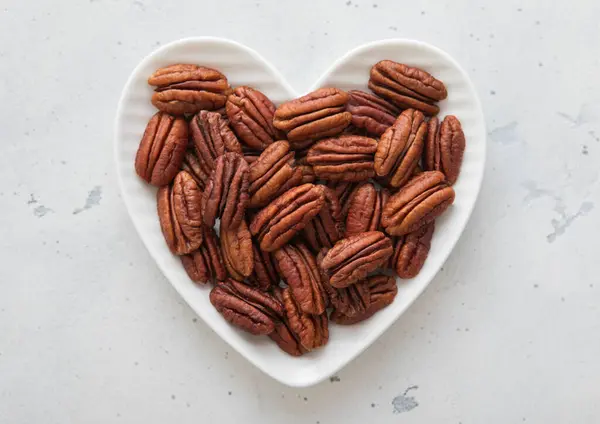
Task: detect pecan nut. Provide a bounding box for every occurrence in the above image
[209,279,283,335]
[269,319,305,356]
[273,88,352,149]
[249,184,326,252]
[375,109,427,188]
[317,250,368,318]
[331,275,397,324]
[226,86,283,150]
[181,148,207,189]
[347,90,400,136]
[382,171,455,236]
[390,222,435,279]
[135,112,188,186]
[424,115,466,185]
[181,227,227,283]
[242,149,261,165]
[247,242,279,291]
[281,287,329,351]
[306,135,378,182]
[269,287,305,356]
[201,152,249,229]
[248,141,297,208]
[301,185,344,252]
[220,219,254,281]
[326,181,357,218]
[148,64,229,115]
[344,183,389,237]
[287,164,316,187]
[186,110,242,188]
[369,60,447,116]
[157,171,204,255]
[273,242,326,315]
[320,231,393,288]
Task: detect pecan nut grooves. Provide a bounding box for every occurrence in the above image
[347,90,400,136]
[226,86,283,150]
[220,219,254,281]
[249,184,326,252]
[209,279,283,335]
[307,135,378,182]
[344,182,389,237]
[281,287,329,351]
[148,64,230,115]
[248,141,299,208]
[135,112,188,187]
[274,242,326,315]
[320,231,393,288]
[247,242,279,291]
[273,88,352,149]
[200,152,249,229]
[331,275,397,324]
[391,221,435,279]
[382,171,455,236]
[301,185,344,252]
[181,227,227,284]
[375,109,427,188]
[424,115,466,185]
[186,110,242,188]
[157,171,204,255]
[369,60,447,116]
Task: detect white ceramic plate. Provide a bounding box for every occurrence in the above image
[114,37,486,387]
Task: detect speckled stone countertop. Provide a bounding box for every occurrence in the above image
[1,1,599,423]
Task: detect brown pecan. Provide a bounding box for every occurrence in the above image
[344,183,389,237]
[320,231,393,288]
[209,279,283,335]
[331,275,397,324]
[200,152,249,229]
[242,149,262,165]
[269,320,305,356]
[424,115,466,185]
[269,287,305,356]
[248,141,296,208]
[326,181,357,218]
[288,164,316,186]
[306,135,378,182]
[347,90,400,136]
[187,110,242,188]
[317,250,369,318]
[135,112,188,186]
[369,60,447,116]
[249,184,326,252]
[181,227,227,283]
[247,242,279,291]
[226,86,283,150]
[157,171,204,255]
[273,242,326,315]
[181,148,208,189]
[273,88,352,149]
[220,219,254,281]
[281,287,328,351]
[148,64,229,115]
[301,186,344,252]
[375,109,427,188]
[390,221,435,279]
[382,171,455,236]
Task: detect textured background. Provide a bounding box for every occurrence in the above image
[1,0,599,423]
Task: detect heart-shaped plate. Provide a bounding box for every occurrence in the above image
[114,37,486,387]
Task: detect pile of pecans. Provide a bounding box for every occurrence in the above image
[134,60,465,356]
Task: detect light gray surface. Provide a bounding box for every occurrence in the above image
[1,0,599,422]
